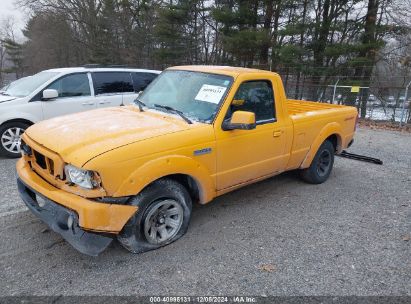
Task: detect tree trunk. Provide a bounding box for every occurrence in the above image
[294,0,308,99]
[260,0,275,69]
[355,0,380,118]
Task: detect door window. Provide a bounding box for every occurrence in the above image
[131,72,158,92]
[47,73,91,98]
[92,72,134,95]
[226,80,275,123]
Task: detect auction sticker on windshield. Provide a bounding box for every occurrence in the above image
[195,85,227,104]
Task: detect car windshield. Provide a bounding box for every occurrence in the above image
[2,72,59,97]
[137,70,233,123]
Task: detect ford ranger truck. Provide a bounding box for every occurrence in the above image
[16,66,358,256]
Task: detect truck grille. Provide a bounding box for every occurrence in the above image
[21,135,107,198]
[33,151,47,169]
[21,137,64,180]
[33,150,55,175]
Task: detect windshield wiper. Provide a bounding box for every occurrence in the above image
[133,98,146,112]
[154,104,193,124]
[0,91,10,96]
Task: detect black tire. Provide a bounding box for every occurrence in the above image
[0,122,30,158]
[118,178,192,254]
[300,140,335,184]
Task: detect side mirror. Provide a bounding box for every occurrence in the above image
[42,89,58,100]
[222,111,256,131]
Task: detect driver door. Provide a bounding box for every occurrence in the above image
[41,73,96,119]
[215,80,288,190]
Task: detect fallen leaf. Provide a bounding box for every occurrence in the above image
[259,263,276,272]
[402,234,410,241]
[357,119,411,133]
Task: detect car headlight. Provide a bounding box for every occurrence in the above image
[64,164,99,189]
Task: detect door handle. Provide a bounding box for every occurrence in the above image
[82,102,95,106]
[273,130,283,137]
[98,101,111,105]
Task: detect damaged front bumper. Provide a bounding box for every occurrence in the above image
[16,158,138,256]
[18,179,113,256]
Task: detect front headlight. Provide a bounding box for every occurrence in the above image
[20,140,32,156]
[64,164,98,189]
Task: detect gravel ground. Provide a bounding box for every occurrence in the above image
[0,127,410,296]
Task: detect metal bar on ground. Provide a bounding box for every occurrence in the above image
[337,151,383,165]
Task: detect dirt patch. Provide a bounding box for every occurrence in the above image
[358,119,411,132]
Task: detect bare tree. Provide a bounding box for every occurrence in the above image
[0,17,20,85]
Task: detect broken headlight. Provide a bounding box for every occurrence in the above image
[64,164,99,189]
[20,140,32,156]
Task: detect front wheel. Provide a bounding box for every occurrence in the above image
[118,178,192,253]
[0,122,30,158]
[300,140,335,184]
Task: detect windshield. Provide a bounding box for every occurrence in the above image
[2,72,59,97]
[138,70,233,123]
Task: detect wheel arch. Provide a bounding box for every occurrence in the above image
[299,122,343,169]
[145,174,201,205]
[112,155,216,204]
[1,118,34,128]
[325,133,341,152]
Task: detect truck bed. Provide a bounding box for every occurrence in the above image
[284,99,358,170]
[287,99,348,116]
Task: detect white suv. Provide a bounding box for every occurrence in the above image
[0,67,160,157]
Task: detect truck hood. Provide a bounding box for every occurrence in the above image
[26,106,200,166]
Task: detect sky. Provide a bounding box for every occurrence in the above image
[0,0,27,38]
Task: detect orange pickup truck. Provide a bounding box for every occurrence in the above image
[16,66,358,255]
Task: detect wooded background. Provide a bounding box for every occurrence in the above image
[1,0,411,120]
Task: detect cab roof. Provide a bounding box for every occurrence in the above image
[168,65,277,78]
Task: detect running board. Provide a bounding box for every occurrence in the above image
[337,151,383,165]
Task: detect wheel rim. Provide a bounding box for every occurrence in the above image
[144,199,184,245]
[1,127,24,154]
[317,150,331,177]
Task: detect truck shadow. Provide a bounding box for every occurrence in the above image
[4,169,325,264]
[26,171,301,257]
[192,170,301,211]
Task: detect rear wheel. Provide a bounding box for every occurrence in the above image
[301,140,335,184]
[0,122,30,158]
[118,178,192,253]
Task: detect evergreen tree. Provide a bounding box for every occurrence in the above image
[1,38,24,78]
[155,1,192,66]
